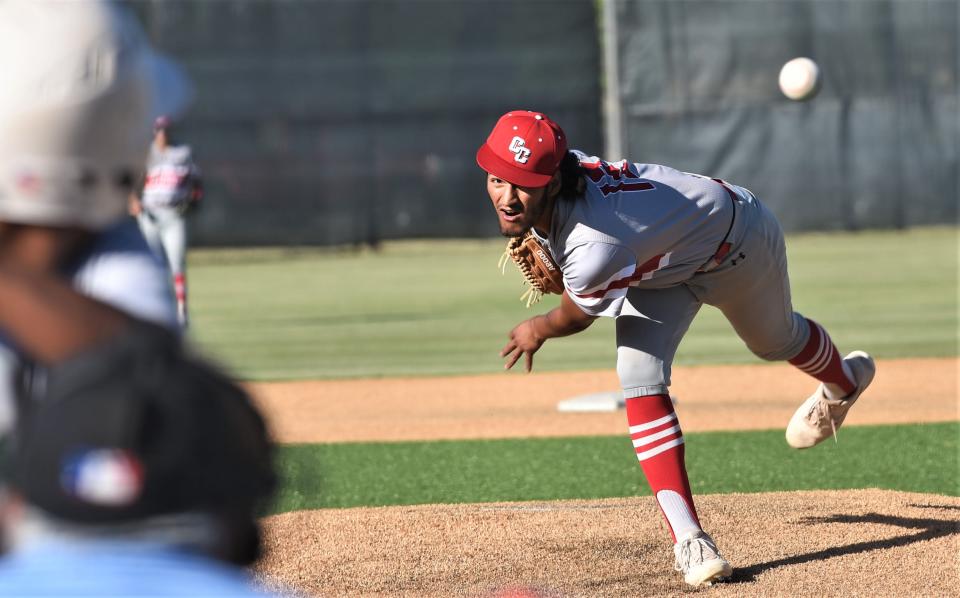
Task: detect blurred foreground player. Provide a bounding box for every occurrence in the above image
[0,270,278,596]
[0,0,188,430]
[0,8,278,592]
[130,116,204,328]
[478,110,875,586]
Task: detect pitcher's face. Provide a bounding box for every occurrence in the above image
[486,174,552,238]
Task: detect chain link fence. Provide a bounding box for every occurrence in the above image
[129,0,602,246]
[131,0,957,245]
[604,0,958,231]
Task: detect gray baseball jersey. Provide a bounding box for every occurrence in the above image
[539,151,810,398]
[141,144,200,212]
[539,151,752,317]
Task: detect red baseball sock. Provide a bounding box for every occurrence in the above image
[173,273,187,305]
[626,394,701,543]
[788,318,855,398]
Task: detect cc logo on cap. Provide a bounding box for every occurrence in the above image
[508,136,531,164]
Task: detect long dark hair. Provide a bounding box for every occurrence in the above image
[556,151,586,201]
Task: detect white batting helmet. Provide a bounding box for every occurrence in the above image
[0,0,193,229]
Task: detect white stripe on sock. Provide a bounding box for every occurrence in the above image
[657,489,701,541]
[818,343,839,375]
[796,323,827,371]
[632,424,681,448]
[803,341,834,375]
[636,437,684,462]
[807,325,836,373]
[628,413,676,435]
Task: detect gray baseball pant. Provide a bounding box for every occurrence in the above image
[616,197,810,398]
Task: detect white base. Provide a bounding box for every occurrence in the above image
[556,392,679,413]
[556,391,625,413]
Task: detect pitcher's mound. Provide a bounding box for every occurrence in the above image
[257,488,959,597]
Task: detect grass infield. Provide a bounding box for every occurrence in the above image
[269,422,959,514]
[189,226,958,381]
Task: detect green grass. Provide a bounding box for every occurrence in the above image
[184,229,959,512]
[188,226,958,380]
[269,422,959,514]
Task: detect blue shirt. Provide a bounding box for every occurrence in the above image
[0,540,281,597]
[0,217,178,434]
[66,217,178,329]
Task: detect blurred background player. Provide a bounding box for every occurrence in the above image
[130,115,204,329]
[477,110,875,587]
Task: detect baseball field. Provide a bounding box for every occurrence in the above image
[189,226,958,597]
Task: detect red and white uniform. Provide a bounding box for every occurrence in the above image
[137,143,201,328]
[544,151,753,317]
[141,144,200,213]
[479,112,863,571]
[539,151,808,398]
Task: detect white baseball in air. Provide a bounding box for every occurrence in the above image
[778,57,821,101]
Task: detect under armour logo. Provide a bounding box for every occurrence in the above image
[509,136,531,164]
[731,252,746,266]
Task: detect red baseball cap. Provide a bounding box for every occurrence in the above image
[476,110,567,188]
[153,115,171,131]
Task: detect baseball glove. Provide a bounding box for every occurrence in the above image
[497,232,564,307]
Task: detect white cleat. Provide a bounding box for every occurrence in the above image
[673,530,732,587]
[786,350,876,449]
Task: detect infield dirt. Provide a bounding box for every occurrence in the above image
[247,357,957,443]
[251,357,959,597]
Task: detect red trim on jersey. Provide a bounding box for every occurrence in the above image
[599,181,655,196]
[712,242,732,263]
[602,161,639,180]
[581,159,653,194]
[582,160,606,182]
[712,178,739,202]
[582,159,644,185]
[575,253,667,299]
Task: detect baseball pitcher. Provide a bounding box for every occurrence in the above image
[131,116,203,328]
[478,110,876,587]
